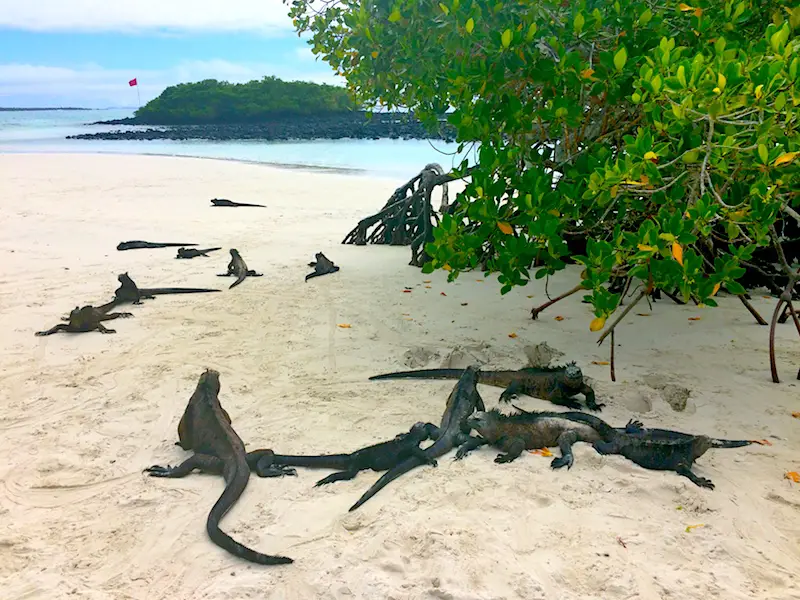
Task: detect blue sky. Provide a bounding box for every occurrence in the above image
[0,1,341,107]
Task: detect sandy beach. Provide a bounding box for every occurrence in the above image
[1,153,799,600]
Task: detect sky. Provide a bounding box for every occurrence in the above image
[0,1,341,108]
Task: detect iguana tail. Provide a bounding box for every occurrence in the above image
[267,453,351,470]
[206,455,293,565]
[348,455,423,512]
[369,369,464,382]
[710,439,754,449]
[140,287,222,295]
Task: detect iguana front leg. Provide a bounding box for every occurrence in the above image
[580,384,605,411]
[676,464,715,490]
[454,436,489,460]
[96,323,116,334]
[495,437,526,463]
[98,312,133,322]
[498,381,524,403]
[550,430,579,470]
[409,446,438,467]
[315,469,360,486]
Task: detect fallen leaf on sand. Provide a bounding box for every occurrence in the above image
[337,324,351,328]
[476,279,484,282]
[784,472,800,483]
[688,317,701,321]
[753,439,772,446]
[617,537,627,549]
[529,448,553,457]
[508,333,518,338]
[461,302,468,306]
[423,280,432,283]
[425,285,432,289]
[440,292,447,296]
[791,412,800,419]
[685,524,704,533]
[591,361,610,365]
[554,316,565,321]
[527,295,534,298]
[403,290,412,293]
[637,313,651,316]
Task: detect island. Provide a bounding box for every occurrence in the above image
[68,76,456,143]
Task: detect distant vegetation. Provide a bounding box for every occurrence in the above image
[133,76,357,124]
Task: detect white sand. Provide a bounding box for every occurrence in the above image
[1,153,799,600]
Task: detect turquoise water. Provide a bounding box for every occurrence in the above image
[0,108,475,179]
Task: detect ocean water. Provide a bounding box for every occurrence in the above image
[0,108,475,179]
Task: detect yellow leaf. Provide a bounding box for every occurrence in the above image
[792,412,800,419]
[713,87,721,94]
[497,222,514,235]
[672,242,684,265]
[508,332,518,338]
[711,282,721,296]
[591,361,610,365]
[589,316,606,332]
[439,2,449,15]
[337,323,352,328]
[754,84,764,100]
[785,472,800,483]
[530,448,553,457]
[423,280,432,283]
[581,68,595,79]
[465,17,474,33]
[443,264,452,271]
[611,185,619,197]
[688,316,701,321]
[501,28,512,48]
[694,7,703,17]
[717,73,726,90]
[685,524,705,533]
[638,244,656,252]
[554,315,565,321]
[678,3,694,11]
[773,152,799,167]
[623,179,644,185]
[547,209,561,217]
[388,8,402,22]
[640,174,650,185]
[644,151,658,162]
[371,51,378,58]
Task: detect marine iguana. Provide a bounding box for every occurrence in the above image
[244,421,441,486]
[35,302,133,336]
[210,198,266,208]
[368,361,603,411]
[117,240,197,251]
[176,246,222,259]
[112,272,221,305]
[455,405,621,469]
[305,252,340,282]
[592,419,756,490]
[348,365,486,512]
[144,369,295,565]
[217,249,263,289]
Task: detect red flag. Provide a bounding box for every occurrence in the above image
[128,78,138,87]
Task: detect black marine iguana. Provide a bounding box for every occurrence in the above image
[35,302,133,336]
[117,240,197,251]
[243,421,440,486]
[111,272,221,305]
[217,249,263,289]
[210,198,266,208]
[144,369,295,565]
[369,361,603,411]
[305,252,340,282]
[455,405,621,469]
[176,246,222,259]
[592,419,756,490]
[348,365,486,512]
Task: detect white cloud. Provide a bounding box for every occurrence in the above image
[0,59,343,107]
[0,0,294,33]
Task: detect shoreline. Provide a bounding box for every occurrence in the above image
[1,153,798,600]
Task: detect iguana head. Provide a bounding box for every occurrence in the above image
[466,409,503,442]
[563,361,582,383]
[198,368,221,395]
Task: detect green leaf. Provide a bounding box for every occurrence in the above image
[501,28,512,48]
[758,144,768,164]
[614,46,628,72]
[677,65,686,87]
[639,8,652,25]
[574,12,585,34]
[465,17,474,33]
[439,3,449,15]
[388,8,402,22]
[526,22,537,41]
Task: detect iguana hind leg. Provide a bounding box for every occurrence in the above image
[592,440,618,455]
[315,469,360,486]
[98,312,133,322]
[35,324,69,336]
[495,438,526,463]
[409,446,438,467]
[250,451,298,478]
[145,454,224,477]
[551,430,579,470]
[246,270,263,277]
[96,323,116,334]
[675,464,715,490]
